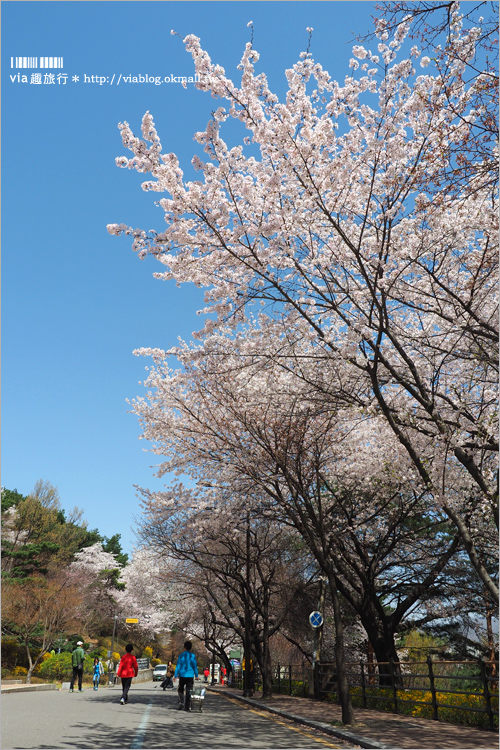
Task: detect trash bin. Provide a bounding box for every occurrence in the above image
[108,671,115,686]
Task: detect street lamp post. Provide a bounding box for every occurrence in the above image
[111,614,117,656]
[108,613,118,685]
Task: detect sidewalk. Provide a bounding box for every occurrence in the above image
[1,669,152,694]
[208,685,498,750]
[1,682,57,693]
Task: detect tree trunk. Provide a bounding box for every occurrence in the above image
[366,632,402,687]
[25,645,34,684]
[327,573,353,724]
[485,598,497,674]
[260,617,273,698]
[367,640,376,685]
[345,597,401,688]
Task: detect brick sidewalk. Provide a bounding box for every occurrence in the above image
[209,686,498,749]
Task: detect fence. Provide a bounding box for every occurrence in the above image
[235,659,498,731]
[321,658,498,731]
[233,662,310,697]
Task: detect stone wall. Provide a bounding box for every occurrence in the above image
[134,669,153,684]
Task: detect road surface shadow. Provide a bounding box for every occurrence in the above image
[33,692,335,749]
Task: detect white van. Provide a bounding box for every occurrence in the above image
[152,664,168,682]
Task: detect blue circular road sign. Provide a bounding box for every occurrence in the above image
[309,611,324,628]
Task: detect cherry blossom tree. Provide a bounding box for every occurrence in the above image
[131,333,489,694]
[364,0,498,189]
[113,547,173,636]
[137,481,316,699]
[70,542,123,578]
[69,543,124,634]
[163,559,246,679]
[109,4,498,603]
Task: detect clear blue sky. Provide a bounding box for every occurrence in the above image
[2,1,379,554]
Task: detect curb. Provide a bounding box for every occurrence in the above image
[208,688,391,749]
[1,684,58,694]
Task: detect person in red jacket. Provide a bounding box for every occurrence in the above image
[116,644,138,705]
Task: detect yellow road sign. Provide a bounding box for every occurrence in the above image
[125,618,139,623]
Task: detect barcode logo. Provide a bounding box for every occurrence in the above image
[11,57,64,69]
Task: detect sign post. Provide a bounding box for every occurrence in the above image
[310,577,327,699]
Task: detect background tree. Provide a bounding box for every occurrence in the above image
[102,534,129,567]
[1,487,25,514]
[69,543,125,636]
[1,482,101,580]
[1,484,164,677]
[1,572,82,682]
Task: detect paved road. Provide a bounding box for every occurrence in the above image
[1,683,353,749]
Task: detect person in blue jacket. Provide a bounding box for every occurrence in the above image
[174,641,199,711]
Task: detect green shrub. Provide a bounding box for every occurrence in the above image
[38,653,93,682]
[1,638,20,671]
[38,653,72,681]
[90,647,108,661]
[291,679,307,696]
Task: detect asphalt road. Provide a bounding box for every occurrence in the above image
[1,683,350,749]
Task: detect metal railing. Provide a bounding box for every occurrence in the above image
[234,659,498,730]
[233,662,310,697]
[319,658,499,731]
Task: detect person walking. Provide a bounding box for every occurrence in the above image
[174,641,199,711]
[116,644,138,705]
[160,663,174,690]
[203,667,209,683]
[93,657,104,690]
[69,641,85,693]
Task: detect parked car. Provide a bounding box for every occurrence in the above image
[152,664,168,682]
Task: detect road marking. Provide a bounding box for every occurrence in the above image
[130,700,153,749]
[223,696,341,748]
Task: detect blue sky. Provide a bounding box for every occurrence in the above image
[2,1,380,554]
